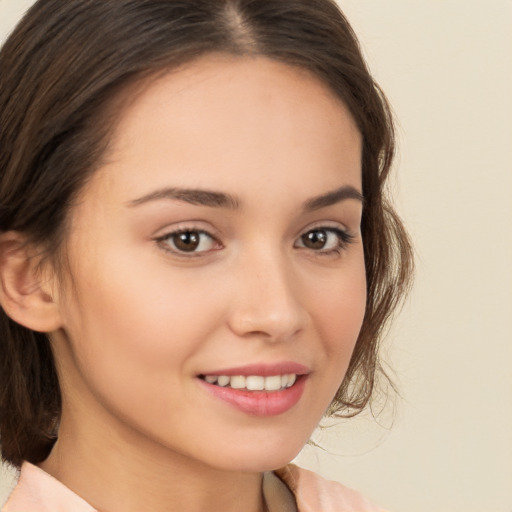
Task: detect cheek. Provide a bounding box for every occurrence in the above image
[58,252,224,405]
[89,292,210,363]
[56,272,227,452]
[308,253,367,377]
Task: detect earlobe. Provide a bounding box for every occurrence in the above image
[0,231,62,333]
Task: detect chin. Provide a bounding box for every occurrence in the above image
[206,437,307,473]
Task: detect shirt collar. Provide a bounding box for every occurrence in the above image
[3,462,297,512]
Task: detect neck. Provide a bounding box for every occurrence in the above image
[39,409,266,512]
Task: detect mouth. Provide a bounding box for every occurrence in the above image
[197,364,308,416]
[199,373,297,392]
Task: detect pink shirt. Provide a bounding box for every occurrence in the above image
[2,462,387,512]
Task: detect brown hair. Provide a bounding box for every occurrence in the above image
[0,0,413,468]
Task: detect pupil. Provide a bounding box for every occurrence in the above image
[175,231,200,251]
[303,230,327,249]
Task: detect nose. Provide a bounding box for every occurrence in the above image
[227,250,308,342]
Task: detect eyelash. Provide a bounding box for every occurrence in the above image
[295,227,355,256]
[155,225,355,258]
[155,228,220,257]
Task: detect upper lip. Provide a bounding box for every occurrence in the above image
[200,362,310,377]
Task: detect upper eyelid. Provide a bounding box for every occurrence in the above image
[154,222,351,239]
[153,221,221,239]
[295,221,353,239]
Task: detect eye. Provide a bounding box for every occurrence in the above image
[295,227,354,254]
[157,229,219,254]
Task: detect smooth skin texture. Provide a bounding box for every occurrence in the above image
[36,55,366,512]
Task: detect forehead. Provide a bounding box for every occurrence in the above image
[93,54,362,205]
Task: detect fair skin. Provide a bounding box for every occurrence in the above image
[31,55,366,512]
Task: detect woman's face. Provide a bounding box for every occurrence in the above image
[51,55,366,472]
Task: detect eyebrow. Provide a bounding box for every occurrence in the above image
[127,187,241,209]
[302,185,364,211]
[127,184,363,211]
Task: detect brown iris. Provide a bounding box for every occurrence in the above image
[173,231,201,252]
[301,229,328,249]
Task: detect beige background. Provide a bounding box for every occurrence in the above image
[1,1,511,511]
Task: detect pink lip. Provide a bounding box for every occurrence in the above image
[198,376,307,416]
[197,362,310,417]
[201,362,309,377]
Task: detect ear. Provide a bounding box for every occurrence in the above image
[0,231,62,332]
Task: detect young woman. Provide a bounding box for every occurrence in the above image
[0,1,412,510]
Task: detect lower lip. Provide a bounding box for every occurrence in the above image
[198,376,307,417]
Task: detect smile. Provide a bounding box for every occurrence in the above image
[198,374,307,416]
[201,374,297,391]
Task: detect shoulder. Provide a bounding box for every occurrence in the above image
[1,462,96,512]
[275,464,388,512]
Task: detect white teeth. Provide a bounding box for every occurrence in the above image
[217,375,230,387]
[264,375,283,391]
[246,376,265,391]
[229,375,246,389]
[203,374,298,391]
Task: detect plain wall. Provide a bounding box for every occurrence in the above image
[1,1,511,511]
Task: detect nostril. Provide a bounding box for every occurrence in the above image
[228,306,305,342]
